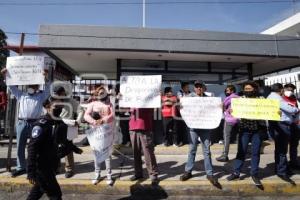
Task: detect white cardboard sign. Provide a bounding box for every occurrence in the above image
[86,123,114,163]
[5,56,55,86]
[180,97,222,129]
[119,75,162,108]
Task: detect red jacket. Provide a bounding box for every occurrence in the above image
[129,108,153,131]
[161,95,177,118]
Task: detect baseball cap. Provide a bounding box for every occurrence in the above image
[194,80,206,87]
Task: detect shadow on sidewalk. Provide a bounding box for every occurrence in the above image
[118,181,168,200]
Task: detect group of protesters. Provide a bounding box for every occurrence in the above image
[1,66,300,199]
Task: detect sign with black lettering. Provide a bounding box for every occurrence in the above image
[180,97,223,129]
[119,75,162,108]
[6,56,55,86]
[86,123,114,163]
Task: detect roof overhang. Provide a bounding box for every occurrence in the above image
[261,12,300,36]
[39,25,300,80]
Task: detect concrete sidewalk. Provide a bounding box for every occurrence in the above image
[1,139,300,198]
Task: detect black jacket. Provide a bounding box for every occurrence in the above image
[27,114,59,179]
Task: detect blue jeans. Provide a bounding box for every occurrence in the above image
[16,120,33,171]
[269,121,291,175]
[234,131,262,176]
[185,129,213,176]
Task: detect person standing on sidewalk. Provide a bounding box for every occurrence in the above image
[162,87,180,147]
[53,86,84,178]
[282,83,300,171]
[128,108,159,185]
[84,86,114,185]
[1,68,50,177]
[27,98,62,200]
[180,80,219,187]
[216,85,239,162]
[267,83,299,183]
[227,81,266,188]
[176,82,191,144]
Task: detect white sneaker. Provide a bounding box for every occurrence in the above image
[218,140,224,145]
[92,172,101,185]
[106,174,113,186]
[125,142,131,147]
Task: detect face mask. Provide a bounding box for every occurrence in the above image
[27,88,35,95]
[284,91,293,97]
[243,91,257,97]
[99,95,108,102]
[225,93,231,97]
[52,107,62,118]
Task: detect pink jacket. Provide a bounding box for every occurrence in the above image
[84,101,114,126]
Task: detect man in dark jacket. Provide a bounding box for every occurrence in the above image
[27,98,62,200]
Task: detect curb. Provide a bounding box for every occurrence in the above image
[1,177,300,197]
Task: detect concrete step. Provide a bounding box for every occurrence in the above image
[1,177,300,198]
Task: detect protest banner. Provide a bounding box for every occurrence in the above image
[5,56,55,86]
[86,123,114,163]
[232,98,280,121]
[119,75,162,108]
[180,97,222,129]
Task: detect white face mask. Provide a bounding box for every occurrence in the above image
[27,88,35,95]
[284,90,293,97]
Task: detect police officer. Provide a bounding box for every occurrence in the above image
[27,98,63,200]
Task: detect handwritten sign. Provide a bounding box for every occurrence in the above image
[180,97,222,129]
[86,123,114,163]
[232,98,280,121]
[119,75,162,108]
[5,56,55,86]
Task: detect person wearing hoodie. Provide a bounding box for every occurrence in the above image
[282,83,300,170]
[267,83,299,183]
[216,85,239,162]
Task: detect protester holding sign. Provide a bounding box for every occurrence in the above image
[268,83,299,183]
[128,108,159,185]
[180,80,219,187]
[1,67,50,177]
[227,81,266,188]
[84,86,114,185]
[216,85,239,162]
